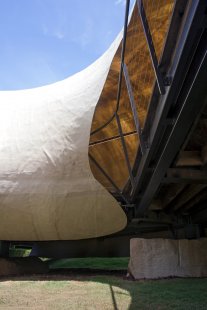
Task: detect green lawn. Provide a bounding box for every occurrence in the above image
[0,276,206,309]
[6,251,207,309]
[48,257,129,270]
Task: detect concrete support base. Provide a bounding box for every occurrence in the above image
[128,238,207,279]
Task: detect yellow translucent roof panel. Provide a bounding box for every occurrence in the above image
[89,0,174,192]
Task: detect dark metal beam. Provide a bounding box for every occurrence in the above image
[182,188,207,212]
[131,218,172,226]
[115,113,135,189]
[89,130,137,147]
[164,168,207,184]
[166,185,206,213]
[137,49,207,215]
[137,0,166,95]
[122,62,146,154]
[175,151,202,167]
[131,0,206,202]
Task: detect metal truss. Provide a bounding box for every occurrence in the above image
[90,0,207,221]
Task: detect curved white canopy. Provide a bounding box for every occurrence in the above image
[0,31,127,241]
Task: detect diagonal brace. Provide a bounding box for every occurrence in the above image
[123,62,147,154]
[137,0,166,95]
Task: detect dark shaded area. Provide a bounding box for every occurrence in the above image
[0,257,48,276]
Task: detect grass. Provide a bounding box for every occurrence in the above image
[0,276,206,309]
[4,252,207,309]
[8,247,129,271]
[9,247,31,257]
[48,257,129,270]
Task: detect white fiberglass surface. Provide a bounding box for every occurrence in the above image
[0,31,127,240]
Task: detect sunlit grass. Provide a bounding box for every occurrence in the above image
[0,276,206,309]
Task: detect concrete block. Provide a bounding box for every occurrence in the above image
[128,238,207,279]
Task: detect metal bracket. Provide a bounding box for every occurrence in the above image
[164,76,172,86]
[123,204,136,208]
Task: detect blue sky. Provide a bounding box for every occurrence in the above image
[0,0,129,90]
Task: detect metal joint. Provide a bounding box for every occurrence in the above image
[164,76,172,86]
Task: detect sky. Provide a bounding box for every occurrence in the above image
[0,0,130,90]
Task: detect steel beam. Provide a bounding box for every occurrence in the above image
[115,113,135,189]
[89,130,137,147]
[136,50,207,215]
[131,0,206,202]
[164,168,207,184]
[175,151,202,167]
[137,0,166,95]
[122,62,146,154]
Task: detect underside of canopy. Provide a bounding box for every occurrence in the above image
[0,1,175,241]
[89,0,174,191]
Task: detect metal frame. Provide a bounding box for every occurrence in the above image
[115,112,135,189]
[136,48,207,215]
[130,0,206,203]
[89,130,137,147]
[89,0,207,227]
[89,154,129,204]
[122,62,146,154]
[164,168,207,184]
[89,0,151,198]
[89,0,137,199]
[137,0,166,95]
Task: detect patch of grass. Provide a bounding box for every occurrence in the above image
[0,276,206,309]
[49,257,129,270]
[3,255,206,309]
[9,247,31,257]
[98,276,207,310]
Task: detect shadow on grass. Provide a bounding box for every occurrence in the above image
[0,270,207,309]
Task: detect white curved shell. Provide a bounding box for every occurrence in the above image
[0,32,127,241]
